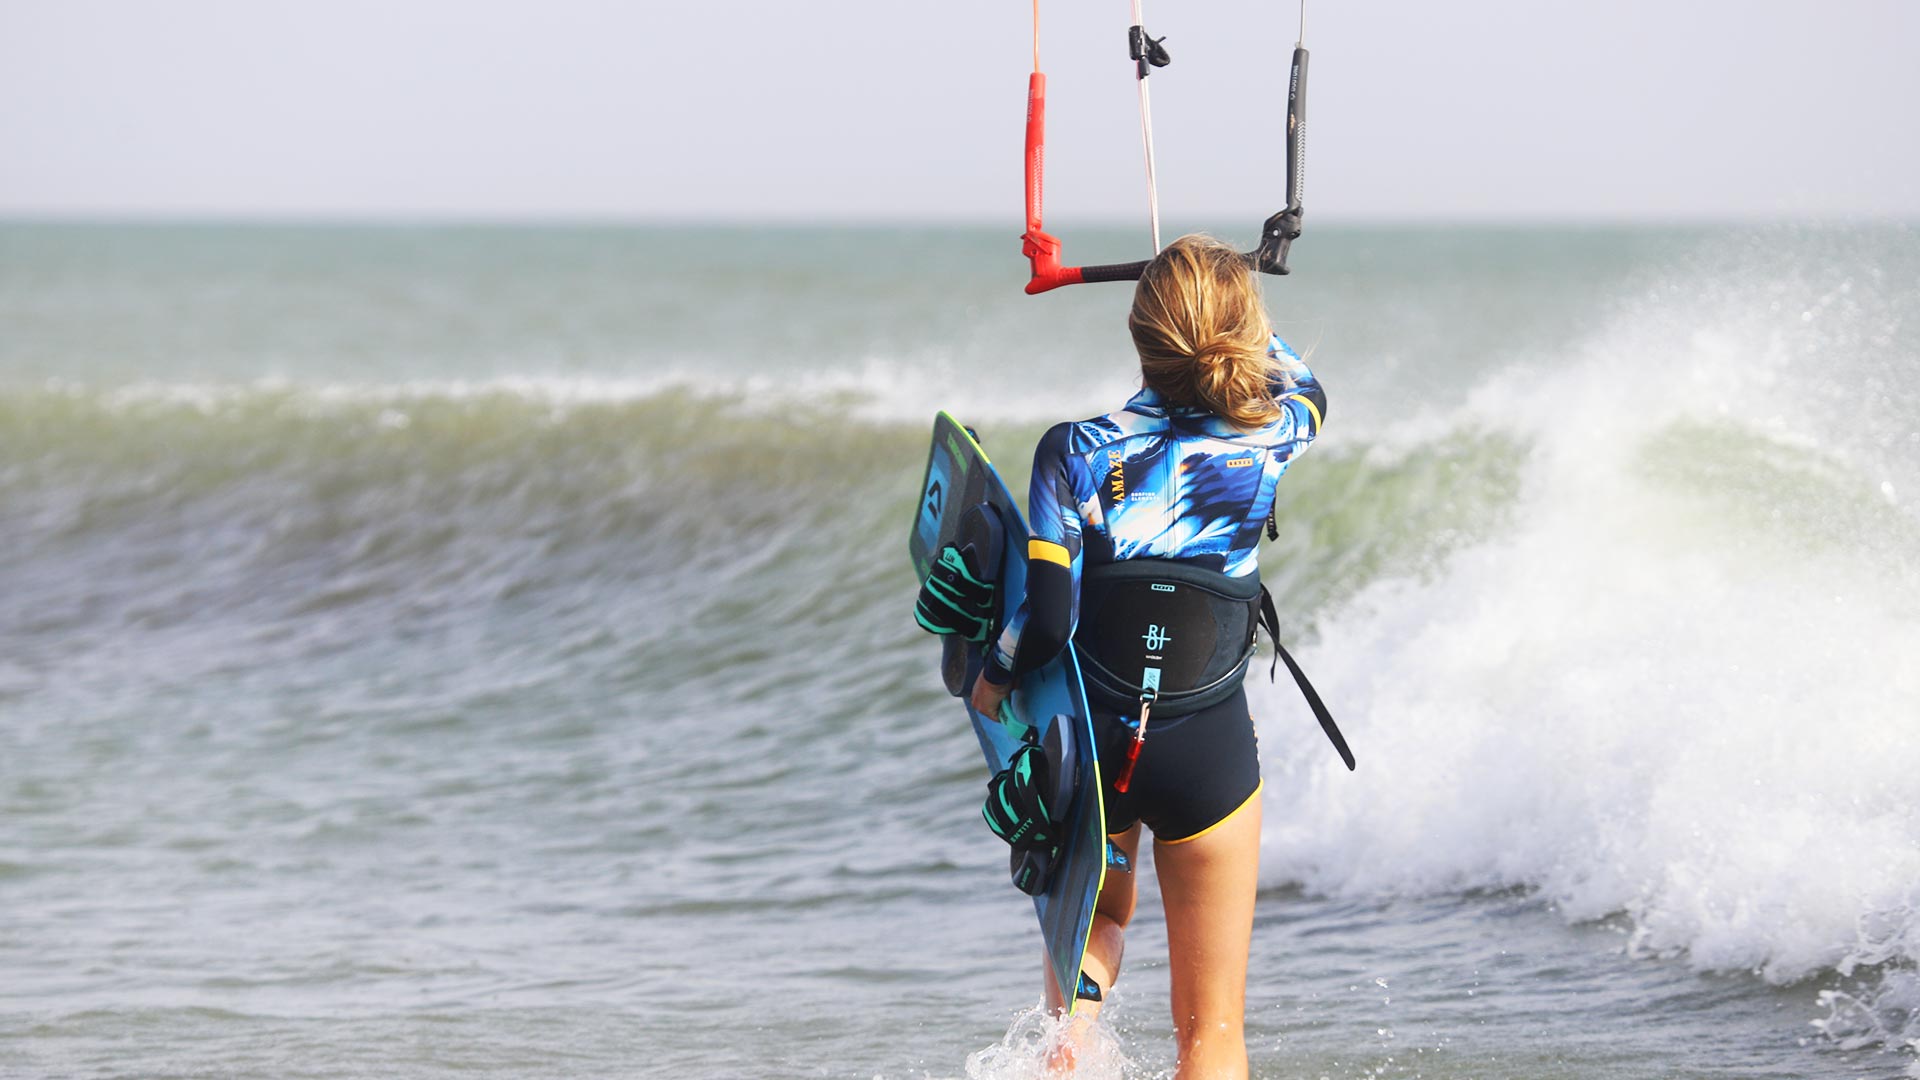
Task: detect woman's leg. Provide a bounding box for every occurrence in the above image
[1060,822,1141,1009]
[1153,790,1262,1080]
[1043,823,1142,1069]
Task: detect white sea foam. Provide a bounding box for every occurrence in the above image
[69,372,701,412]
[25,348,1127,429]
[1253,270,1920,1058]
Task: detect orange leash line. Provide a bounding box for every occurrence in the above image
[1031,0,1040,73]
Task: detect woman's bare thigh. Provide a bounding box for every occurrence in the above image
[1152,793,1261,1066]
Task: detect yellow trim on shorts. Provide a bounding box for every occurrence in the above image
[1028,538,1070,567]
[1287,393,1322,434]
[1156,780,1265,846]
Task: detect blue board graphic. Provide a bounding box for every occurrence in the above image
[909,412,1108,1014]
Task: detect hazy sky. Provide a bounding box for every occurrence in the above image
[2,0,1915,222]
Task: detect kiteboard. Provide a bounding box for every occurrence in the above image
[909,411,1112,1014]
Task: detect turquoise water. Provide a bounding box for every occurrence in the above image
[1,223,1917,1078]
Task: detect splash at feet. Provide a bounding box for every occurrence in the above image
[963,1003,1135,1080]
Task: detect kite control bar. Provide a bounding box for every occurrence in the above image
[1021,4,1311,295]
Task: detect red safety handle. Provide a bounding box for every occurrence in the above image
[1112,695,1154,793]
[1112,729,1145,793]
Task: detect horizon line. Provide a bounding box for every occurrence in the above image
[3,211,1914,230]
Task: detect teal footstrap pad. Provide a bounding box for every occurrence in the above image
[982,744,1056,850]
[987,740,1060,897]
[914,544,997,643]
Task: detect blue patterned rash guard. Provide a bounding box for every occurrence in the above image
[984,334,1325,687]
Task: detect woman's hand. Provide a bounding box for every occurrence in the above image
[970,670,1012,721]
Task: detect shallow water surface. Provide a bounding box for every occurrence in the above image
[2,223,1916,1078]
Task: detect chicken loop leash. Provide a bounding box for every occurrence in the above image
[1021,0,1311,294]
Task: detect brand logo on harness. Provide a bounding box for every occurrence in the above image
[1142,623,1172,650]
[923,479,943,522]
[1150,583,1176,593]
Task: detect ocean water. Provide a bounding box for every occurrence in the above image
[1,222,1916,1079]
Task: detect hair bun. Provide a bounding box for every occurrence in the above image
[1192,337,1237,366]
[1130,234,1283,430]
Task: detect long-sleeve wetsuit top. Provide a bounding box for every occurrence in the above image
[983,334,1325,687]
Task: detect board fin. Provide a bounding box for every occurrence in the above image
[959,501,1008,640]
[1106,843,1132,874]
[1010,847,1053,896]
[1075,972,1103,1002]
[940,635,970,696]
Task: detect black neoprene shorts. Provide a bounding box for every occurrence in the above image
[1099,685,1262,844]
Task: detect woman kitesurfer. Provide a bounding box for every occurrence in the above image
[970,233,1326,1079]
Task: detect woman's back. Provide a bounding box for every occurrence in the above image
[1030,333,1322,579]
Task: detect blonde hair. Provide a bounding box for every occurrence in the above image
[1128,234,1279,429]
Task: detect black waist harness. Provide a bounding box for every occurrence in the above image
[1077,559,1262,717]
[1075,558,1356,771]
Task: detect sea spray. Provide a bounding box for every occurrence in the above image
[1253,228,1920,1067]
